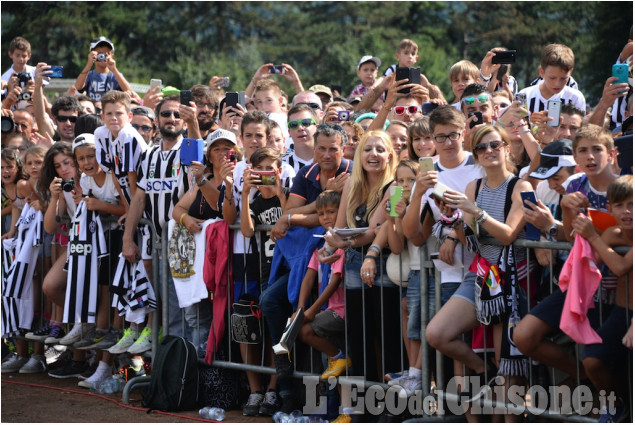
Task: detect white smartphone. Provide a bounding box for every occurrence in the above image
[546,100,562,127]
[419,157,434,173]
[150,79,162,90]
[431,181,451,203]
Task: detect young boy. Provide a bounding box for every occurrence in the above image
[2,37,35,82]
[448,60,480,110]
[284,103,319,173]
[253,79,289,139]
[574,175,632,422]
[383,39,419,77]
[75,37,131,102]
[516,44,586,114]
[348,55,384,101]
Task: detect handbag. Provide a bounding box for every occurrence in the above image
[230,294,263,344]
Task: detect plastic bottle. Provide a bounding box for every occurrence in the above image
[199,406,225,421]
[273,411,290,423]
[91,376,124,394]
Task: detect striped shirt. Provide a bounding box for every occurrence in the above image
[283,149,313,174]
[517,84,586,115]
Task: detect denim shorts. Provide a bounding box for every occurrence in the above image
[406,269,436,340]
[344,248,391,289]
[450,271,478,306]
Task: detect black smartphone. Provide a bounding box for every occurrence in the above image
[421,102,438,115]
[492,50,517,65]
[409,67,421,86]
[520,191,541,241]
[268,65,285,74]
[225,92,245,109]
[180,90,193,106]
[396,67,411,94]
[468,111,483,129]
[330,84,342,94]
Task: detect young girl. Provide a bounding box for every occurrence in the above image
[267,120,287,155]
[1,148,24,236]
[386,121,409,159]
[406,116,436,161]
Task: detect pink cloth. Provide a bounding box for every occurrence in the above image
[307,248,346,319]
[558,236,602,344]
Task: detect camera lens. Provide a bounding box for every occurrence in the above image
[1,116,15,134]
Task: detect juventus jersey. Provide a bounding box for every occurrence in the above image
[94,123,148,206]
[517,84,586,115]
[63,200,108,324]
[136,138,189,236]
[283,149,313,174]
[111,254,157,324]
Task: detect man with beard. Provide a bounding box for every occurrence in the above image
[190,84,219,139]
[121,95,211,355]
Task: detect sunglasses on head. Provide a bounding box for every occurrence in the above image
[392,105,420,115]
[56,115,78,123]
[297,102,321,110]
[160,110,180,119]
[131,124,153,132]
[474,140,506,153]
[462,94,490,105]
[288,118,317,130]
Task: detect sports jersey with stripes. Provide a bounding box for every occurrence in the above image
[283,149,313,174]
[528,75,579,90]
[136,138,189,236]
[517,84,586,115]
[63,200,108,324]
[111,254,157,324]
[94,123,148,206]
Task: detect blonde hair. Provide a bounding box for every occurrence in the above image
[346,130,398,228]
[254,79,281,97]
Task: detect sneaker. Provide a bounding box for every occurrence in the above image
[385,369,408,382]
[274,353,293,377]
[320,356,352,380]
[78,365,113,389]
[43,325,66,344]
[25,324,51,342]
[387,373,411,387]
[59,323,94,346]
[395,375,422,397]
[242,391,264,416]
[1,355,29,373]
[108,328,139,354]
[259,389,281,416]
[48,360,89,379]
[82,329,110,350]
[18,354,47,374]
[127,327,161,354]
[78,362,98,380]
[44,345,67,365]
[599,399,628,423]
[93,328,121,350]
[73,327,98,349]
[331,414,352,423]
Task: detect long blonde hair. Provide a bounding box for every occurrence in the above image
[346,130,397,228]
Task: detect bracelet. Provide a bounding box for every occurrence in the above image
[368,244,381,255]
[364,255,377,261]
[475,209,489,224]
[480,71,492,82]
[179,213,187,226]
[446,236,460,244]
[225,194,233,202]
[516,129,531,135]
[287,213,292,228]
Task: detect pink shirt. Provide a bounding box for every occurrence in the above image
[308,248,346,319]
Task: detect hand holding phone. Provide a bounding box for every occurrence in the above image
[468,111,483,129]
[389,186,403,217]
[520,191,541,241]
[419,157,434,173]
[269,65,285,75]
[612,63,629,85]
[491,50,516,64]
[180,90,193,106]
[49,66,63,78]
[546,100,562,127]
[150,79,162,90]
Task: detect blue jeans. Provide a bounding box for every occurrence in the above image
[406,270,436,340]
[441,281,461,306]
[344,248,390,289]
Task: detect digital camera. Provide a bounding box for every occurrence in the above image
[1,116,15,134]
[15,71,31,84]
[61,178,75,192]
[337,110,351,122]
[18,92,32,101]
[97,53,107,62]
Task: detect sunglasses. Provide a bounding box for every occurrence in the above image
[160,110,181,119]
[462,94,490,105]
[297,102,322,110]
[392,105,420,115]
[288,118,317,130]
[132,124,153,133]
[56,115,78,123]
[474,140,506,153]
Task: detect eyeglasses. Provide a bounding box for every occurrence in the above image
[474,140,506,153]
[297,102,322,111]
[392,105,420,115]
[195,101,216,110]
[288,118,317,130]
[463,94,490,105]
[433,132,462,143]
[160,110,181,119]
[15,145,29,152]
[56,115,78,123]
[132,124,153,133]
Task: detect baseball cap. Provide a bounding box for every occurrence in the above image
[89,36,114,52]
[205,128,237,149]
[529,139,577,180]
[72,133,95,152]
[349,96,362,105]
[357,55,381,70]
[308,85,333,98]
[131,106,155,121]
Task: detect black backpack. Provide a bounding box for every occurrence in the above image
[142,335,199,412]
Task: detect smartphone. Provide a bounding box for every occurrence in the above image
[520,191,541,241]
[269,65,285,74]
[421,102,438,115]
[546,100,562,127]
[180,90,193,106]
[180,138,204,166]
[226,149,237,164]
[220,77,230,87]
[252,170,276,185]
[49,66,63,78]
[419,157,434,173]
[468,111,483,129]
[612,63,629,85]
[225,92,245,109]
[409,67,421,86]
[491,50,517,64]
[150,79,162,90]
[431,181,451,203]
[514,92,527,108]
[389,186,404,217]
[330,84,342,94]
[395,67,420,94]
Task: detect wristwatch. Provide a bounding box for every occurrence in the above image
[548,222,560,237]
[196,176,208,187]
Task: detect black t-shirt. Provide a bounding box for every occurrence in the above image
[188,179,225,220]
[249,189,288,280]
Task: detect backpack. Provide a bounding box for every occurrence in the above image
[142,335,199,412]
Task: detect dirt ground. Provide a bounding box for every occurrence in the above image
[1,372,269,423]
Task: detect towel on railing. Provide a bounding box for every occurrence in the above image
[559,235,603,345]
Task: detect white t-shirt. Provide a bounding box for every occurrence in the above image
[1,64,36,82]
[268,112,290,139]
[517,84,586,115]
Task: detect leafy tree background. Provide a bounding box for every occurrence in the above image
[1,1,632,104]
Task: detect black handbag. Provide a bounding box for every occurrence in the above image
[230,294,263,344]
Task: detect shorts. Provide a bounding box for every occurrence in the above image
[311,309,345,351]
[406,269,435,339]
[581,306,632,364]
[140,225,153,261]
[101,228,123,286]
[451,271,478,306]
[233,280,261,304]
[54,223,70,246]
[38,231,54,258]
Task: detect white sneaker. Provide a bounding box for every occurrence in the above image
[19,354,47,374]
[388,373,410,387]
[2,355,29,373]
[127,327,155,354]
[45,345,67,365]
[59,323,94,346]
[396,376,422,397]
[78,365,113,389]
[108,328,139,354]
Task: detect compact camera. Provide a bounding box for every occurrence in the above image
[61,178,75,192]
[18,92,32,101]
[337,110,351,122]
[1,116,15,134]
[15,71,31,84]
[97,53,107,62]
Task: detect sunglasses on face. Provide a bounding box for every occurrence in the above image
[160,110,181,119]
[288,118,317,130]
[474,140,506,153]
[297,102,321,111]
[132,124,153,133]
[56,115,78,123]
[462,94,490,105]
[392,105,420,115]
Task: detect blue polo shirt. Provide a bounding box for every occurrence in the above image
[290,158,353,204]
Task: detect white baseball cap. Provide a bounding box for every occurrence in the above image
[72,133,95,152]
[357,55,381,70]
